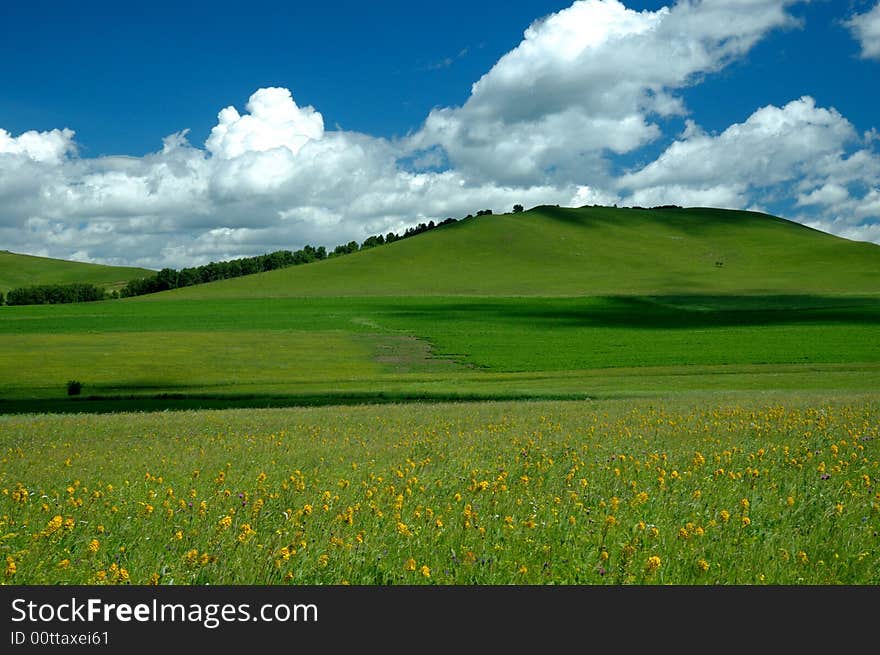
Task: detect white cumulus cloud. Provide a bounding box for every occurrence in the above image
[205,87,324,159]
[845,2,880,59]
[411,0,802,186]
[619,98,857,190]
[0,127,76,164]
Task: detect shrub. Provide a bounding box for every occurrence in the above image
[66,380,83,396]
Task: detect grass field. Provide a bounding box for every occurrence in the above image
[2,394,877,584]
[1,205,878,584]
[0,250,152,295]
[1,294,878,407]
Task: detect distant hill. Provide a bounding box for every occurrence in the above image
[150,205,880,299]
[0,250,153,294]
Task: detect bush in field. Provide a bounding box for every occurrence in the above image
[66,380,83,396]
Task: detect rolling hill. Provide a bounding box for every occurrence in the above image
[148,205,880,299]
[2,204,878,410]
[0,250,153,294]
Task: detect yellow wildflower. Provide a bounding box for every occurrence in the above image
[645,556,662,573]
[237,523,256,543]
[11,484,29,503]
[44,515,63,535]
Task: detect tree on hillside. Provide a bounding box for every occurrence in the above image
[155,268,179,291]
[513,204,524,213]
[361,234,385,250]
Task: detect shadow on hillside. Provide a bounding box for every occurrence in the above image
[380,295,880,329]
[536,205,778,234]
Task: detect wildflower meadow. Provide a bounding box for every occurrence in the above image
[2,393,877,585]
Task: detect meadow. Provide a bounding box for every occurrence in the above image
[1,394,877,584]
[1,206,878,585]
[1,295,879,408]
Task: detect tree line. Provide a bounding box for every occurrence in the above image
[116,216,463,299]
[0,210,484,305]
[118,246,328,297]
[3,282,106,306]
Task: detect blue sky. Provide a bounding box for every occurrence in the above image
[1,0,879,268]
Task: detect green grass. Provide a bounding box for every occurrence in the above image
[1,293,877,407]
[2,394,877,584]
[1,205,877,409]
[0,250,152,294]
[2,205,878,586]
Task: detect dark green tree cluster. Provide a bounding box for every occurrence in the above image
[119,246,327,297]
[330,217,459,257]
[4,282,105,305]
[330,241,360,257]
[399,217,457,239]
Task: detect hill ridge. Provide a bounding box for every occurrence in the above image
[145,205,880,300]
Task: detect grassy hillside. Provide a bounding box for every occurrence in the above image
[0,250,152,294]
[152,206,880,299]
[1,205,878,411]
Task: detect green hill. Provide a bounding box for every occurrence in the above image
[2,205,879,410]
[0,250,152,294]
[151,205,880,300]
